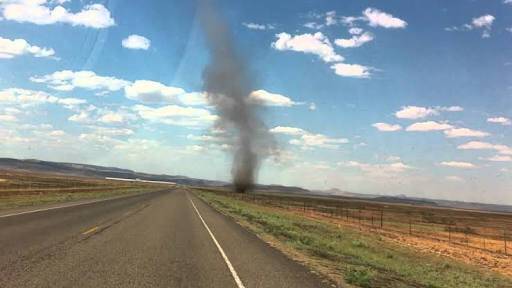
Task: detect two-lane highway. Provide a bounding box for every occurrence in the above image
[0,189,331,287]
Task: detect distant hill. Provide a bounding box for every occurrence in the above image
[0,158,310,194]
[0,158,227,187]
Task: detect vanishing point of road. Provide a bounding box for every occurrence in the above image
[0,189,332,288]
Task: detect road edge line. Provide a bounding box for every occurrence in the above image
[0,189,168,219]
[189,197,246,288]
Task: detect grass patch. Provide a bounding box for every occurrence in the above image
[196,190,512,288]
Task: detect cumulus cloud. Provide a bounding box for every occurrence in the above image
[272,32,343,63]
[335,31,374,48]
[443,128,489,138]
[1,0,115,28]
[290,133,348,149]
[133,104,218,127]
[487,116,511,126]
[31,70,129,92]
[440,161,476,169]
[242,22,275,30]
[270,125,347,149]
[98,112,126,124]
[458,141,512,155]
[445,175,464,182]
[395,105,462,119]
[248,89,298,107]
[269,126,307,136]
[445,14,495,38]
[486,155,512,162]
[362,8,407,29]
[344,160,412,176]
[406,121,453,132]
[0,114,17,122]
[330,63,373,78]
[124,80,185,103]
[178,92,209,106]
[0,36,55,59]
[122,34,150,50]
[0,88,86,107]
[372,122,402,132]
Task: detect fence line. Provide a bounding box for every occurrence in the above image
[220,191,511,256]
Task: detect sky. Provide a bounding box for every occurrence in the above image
[0,0,511,204]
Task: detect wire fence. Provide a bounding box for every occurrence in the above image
[213,191,511,256]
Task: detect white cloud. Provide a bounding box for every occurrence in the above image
[0,36,55,59]
[440,161,476,169]
[49,130,65,136]
[330,63,372,78]
[439,106,464,112]
[395,105,462,119]
[242,22,275,30]
[395,106,438,119]
[486,155,512,162]
[487,117,511,126]
[303,22,324,29]
[348,27,363,35]
[445,175,464,182]
[272,32,343,63]
[406,121,453,132]
[248,89,298,107]
[98,112,125,124]
[472,15,495,29]
[362,8,407,29]
[88,126,134,137]
[445,14,495,38]
[325,10,337,26]
[0,114,17,122]
[344,160,412,176]
[335,31,374,48]
[308,102,317,111]
[505,0,512,4]
[178,92,209,106]
[125,80,184,103]
[458,141,512,155]
[269,126,307,136]
[270,125,347,149]
[122,34,150,50]
[31,70,129,92]
[133,104,218,127]
[1,1,115,28]
[443,128,489,138]
[291,133,348,149]
[372,122,402,132]
[0,88,86,107]
[68,111,91,123]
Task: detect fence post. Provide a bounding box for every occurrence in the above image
[380,210,383,229]
[358,209,362,230]
[505,229,508,255]
[448,225,451,244]
[409,218,412,236]
[371,215,374,227]
[303,201,306,212]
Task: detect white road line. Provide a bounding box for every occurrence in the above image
[189,198,246,288]
[0,192,151,219]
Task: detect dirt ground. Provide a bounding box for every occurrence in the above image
[289,207,512,277]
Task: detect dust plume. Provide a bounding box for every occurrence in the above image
[197,0,274,193]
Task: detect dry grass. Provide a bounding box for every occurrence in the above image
[0,169,168,210]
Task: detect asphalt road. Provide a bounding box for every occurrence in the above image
[0,189,332,288]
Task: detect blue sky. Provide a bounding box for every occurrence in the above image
[0,0,511,204]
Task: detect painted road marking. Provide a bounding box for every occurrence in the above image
[0,191,162,219]
[189,198,246,288]
[82,226,99,235]
[0,198,121,219]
